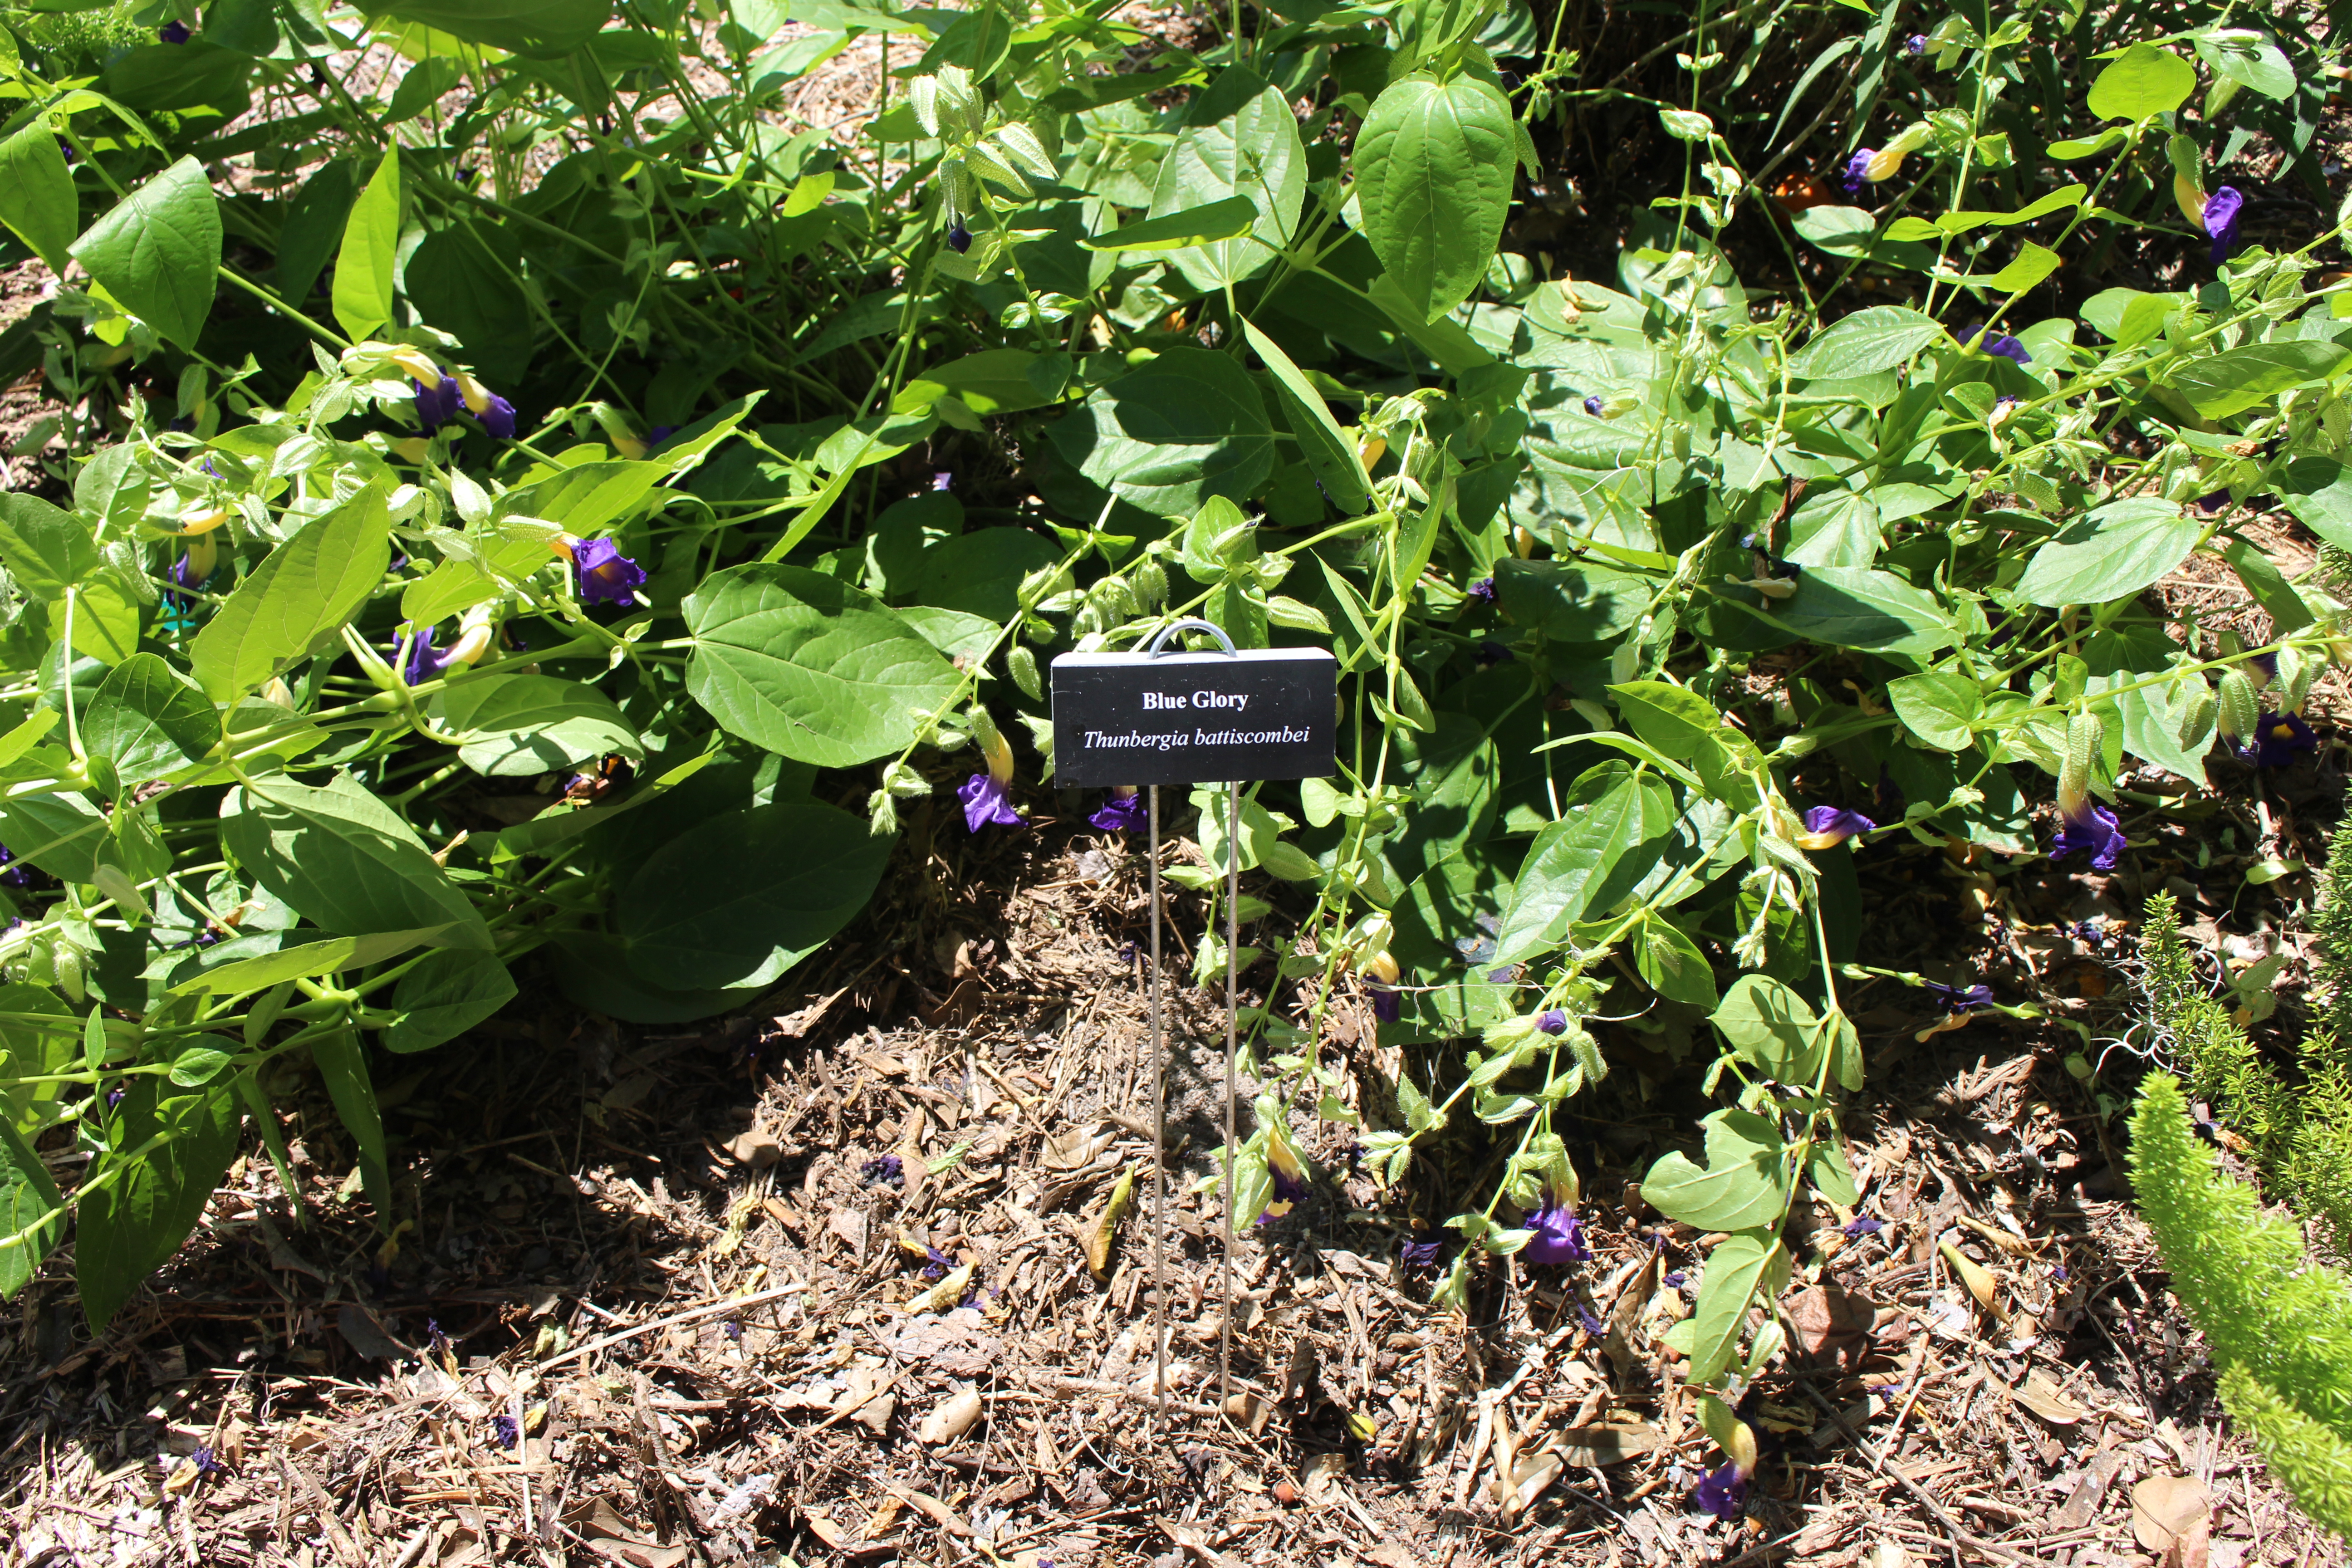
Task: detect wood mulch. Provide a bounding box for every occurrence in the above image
[2,779,2347,1567]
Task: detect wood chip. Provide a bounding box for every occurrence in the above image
[2132,1475,2211,1552]
[2007,1371,2083,1426]
[2049,1449,2127,1532]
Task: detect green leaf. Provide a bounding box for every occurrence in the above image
[0,119,78,274]
[0,790,107,883]
[1808,1142,1860,1206]
[1240,318,1372,514]
[1494,765,1675,964]
[1766,567,1952,656]
[1710,974,1825,1083]
[684,563,961,767]
[384,949,516,1053]
[893,348,1059,416]
[190,486,390,701]
[2168,341,2352,420]
[1055,346,1275,517]
[1081,193,1259,251]
[170,926,456,995]
[2278,456,2352,552]
[67,573,140,667]
[83,652,220,797]
[77,1078,240,1330]
[274,160,358,309]
[405,218,533,382]
[1143,68,1305,292]
[71,157,221,351]
[384,55,461,121]
[330,144,401,344]
[0,1114,62,1297]
[2087,42,2198,122]
[898,527,1058,618]
[1886,670,1982,750]
[75,444,151,536]
[435,672,642,778]
[1784,488,1882,568]
[2016,497,2198,608]
[1635,914,1718,1008]
[1686,1232,1788,1384]
[1492,556,1651,643]
[1985,240,2061,294]
[1788,305,1940,379]
[310,1027,389,1215]
[364,0,611,56]
[166,1037,236,1088]
[1354,73,1516,322]
[1639,1107,1790,1231]
[220,772,493,948]
[0,493,98,599]
[618,800,892,989]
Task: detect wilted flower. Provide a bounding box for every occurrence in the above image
[190,1445,221,1475]
[158,19,190,42]
[1583,393,1605,416]
[919,1245,954,1281]
[2253,711,2318,769]
[2203,186,2245,265]
[1399,1239,1443,1269]
[570,537,646,606]
[861,1155,903,1187]
[1089,787,1146,833]
[1467,578,1497,604]
[1693,1460,1748,1520]
[1575,1303,1606,1334]
[1921,980,1994,1014]
[946,220,972,254]
[491,1414,519,1450]
[1521,1200,1590,1264]
[1535,1009,1569,1035]
[958,771,1021,832]
[2050,797,2124,869]
[1796,805,1874,849]
[1842,1216,1884,1239]
[1842,149,1873,195]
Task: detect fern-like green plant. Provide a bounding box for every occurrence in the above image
[2141,890,2295,1161]
[2131,1075,2352,1539]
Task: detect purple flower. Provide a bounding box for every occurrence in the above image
[1905,33,1927,54]
[1399,1240,1443,1269]
[1583,394,1605,416]
[491,1414,519,1450]
[570,537,646,606]
[1474,640,1510,666]
[1663,1270,1687,1288]
[1872,767,1904,821]
[1467,578,1497,603]
[1981,333,2030,364]
[477,392,516,441]
[1842,1216,1884,1239]
[919,1245,953,1281]
[413,372,461,429]
[2250,652,2280,686]
[2196,489,2234,516]
[648,425,677,446]
[1798,805,1874,848]
[1921,981,1994,1014]
[1088,790,1146,833]
[191,1446,221,1475]
[722,1318,743,1342]
[1842,150,1873,195]
[861,1155,903,1186]
[56,136,75,165]
[158,19,191,42]
[932,471,955,492]
[1270,1164,1308,1208]
[2253,711,2318,768]
[402,626,441,686]
[958,771,1021,832]
[946,221,972,254]
[2204,186,2245,265]
[1369,987,1401,1023]
[1694,1460,1747,1520]
[1535,1009,1569,1035]
[2050,798,2124,869]
[1522,1201,1590,1264]
[106,1085,124,1108]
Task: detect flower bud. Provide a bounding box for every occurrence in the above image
[1363,949,1400,985]
[1132,556,1167,609]
[387,346,442,385]
[2058,710,2101,818]
[1357,434,1387,470]
[390,437,430,464]
[2278,645,2318,715]
[184,529,219,582]
[2177,684,2217,749]
[179,506,230,536]
[2216,669,2259,745]
[1008,644,1042,700]
[261,677,296,710]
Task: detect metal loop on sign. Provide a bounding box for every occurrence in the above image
[1143,617,1238,657]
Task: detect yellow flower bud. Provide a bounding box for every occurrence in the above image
[387,347,442,386]
[548,532,583,560]
[390,437,430,464]
[454,371,493,417]
[981,728,1015,786]
[2173,172,2207,228]
[184,530,218,582]
[1357,435,1387,470]
[179,507,230,535]
[611,435,647,461]
[1364,949,1400,985]
[441,623,493,668]
[261,677,295,710]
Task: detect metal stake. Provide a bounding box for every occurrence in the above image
[1148,783,1166,1418]
[1219,777,1238,1409]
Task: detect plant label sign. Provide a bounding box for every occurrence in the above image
[1050,647,1338,786]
